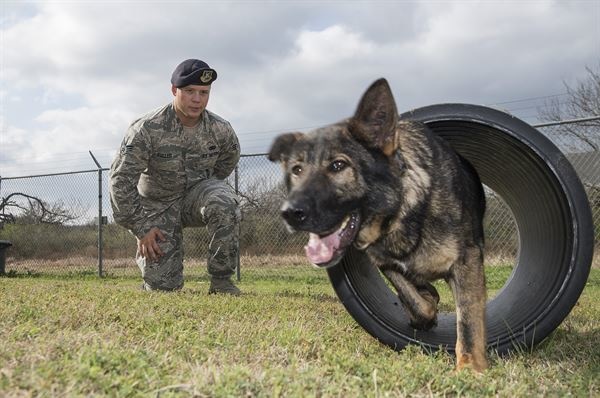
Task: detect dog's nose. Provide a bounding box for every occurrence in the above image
[281,204,308,224]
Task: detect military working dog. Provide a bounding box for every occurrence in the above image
[268,78,487,371]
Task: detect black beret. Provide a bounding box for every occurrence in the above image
[171,59,217,87]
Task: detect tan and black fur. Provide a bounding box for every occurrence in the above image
[268,79,487,371]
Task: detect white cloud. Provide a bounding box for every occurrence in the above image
[0,105,133,175]
[214,25,379,138]
[32,106,134,161]
[293,25,375,67]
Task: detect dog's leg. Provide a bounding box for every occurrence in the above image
[382,268,439,330]
[448,245,487,372]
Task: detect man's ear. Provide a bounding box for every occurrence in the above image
[348,78,399,156]
[171,85,178,96]
[268,132,303,162]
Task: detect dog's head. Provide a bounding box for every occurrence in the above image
[268,78,409,268]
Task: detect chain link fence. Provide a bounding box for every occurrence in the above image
[0,119,598,281]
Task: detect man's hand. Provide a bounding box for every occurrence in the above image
[137,227,166,262]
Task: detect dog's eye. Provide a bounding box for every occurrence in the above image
[329,160,348,173]
[291,165,303,176]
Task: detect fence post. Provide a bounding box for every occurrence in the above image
[89,151,104,278]
[235,165,241,281]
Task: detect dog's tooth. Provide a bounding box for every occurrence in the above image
[340,215,350,230]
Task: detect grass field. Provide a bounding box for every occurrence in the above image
[1,266,598,397]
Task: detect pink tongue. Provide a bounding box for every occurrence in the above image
[304,232,340,265]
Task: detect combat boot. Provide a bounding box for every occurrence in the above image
[208,277,241,296]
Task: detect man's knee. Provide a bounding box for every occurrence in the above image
[202,194,240,226]
[139,256,184,291]
[183,180,240,227]
[136,229,184,291]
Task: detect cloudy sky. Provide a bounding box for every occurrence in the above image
[1,0,599,178]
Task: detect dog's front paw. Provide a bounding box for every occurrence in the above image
[456,353,488,373]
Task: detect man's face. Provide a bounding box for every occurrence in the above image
[172,84,211,124]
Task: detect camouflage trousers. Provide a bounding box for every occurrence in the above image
[137,179,240,291]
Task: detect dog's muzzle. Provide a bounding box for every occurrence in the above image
[304,211,361,269]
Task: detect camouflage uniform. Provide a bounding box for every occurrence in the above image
[109,102,240,291]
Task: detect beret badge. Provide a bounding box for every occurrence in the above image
[200,70,214,84]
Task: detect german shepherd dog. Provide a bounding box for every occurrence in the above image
[268,79,487,371]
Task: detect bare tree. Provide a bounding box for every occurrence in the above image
[0,193,80,226]
[538,63,600,151]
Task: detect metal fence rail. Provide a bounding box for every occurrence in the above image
[0,118,598,280]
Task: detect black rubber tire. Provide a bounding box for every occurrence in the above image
[327,104,594,355]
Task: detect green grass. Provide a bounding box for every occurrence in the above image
[0,267,598,397]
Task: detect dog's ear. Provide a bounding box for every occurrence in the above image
[268,133,303,162]
[349,78,399,156]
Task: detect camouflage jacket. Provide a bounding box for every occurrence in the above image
[109,102,240,238]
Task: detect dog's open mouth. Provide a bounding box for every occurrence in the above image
[304,211,361,268]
